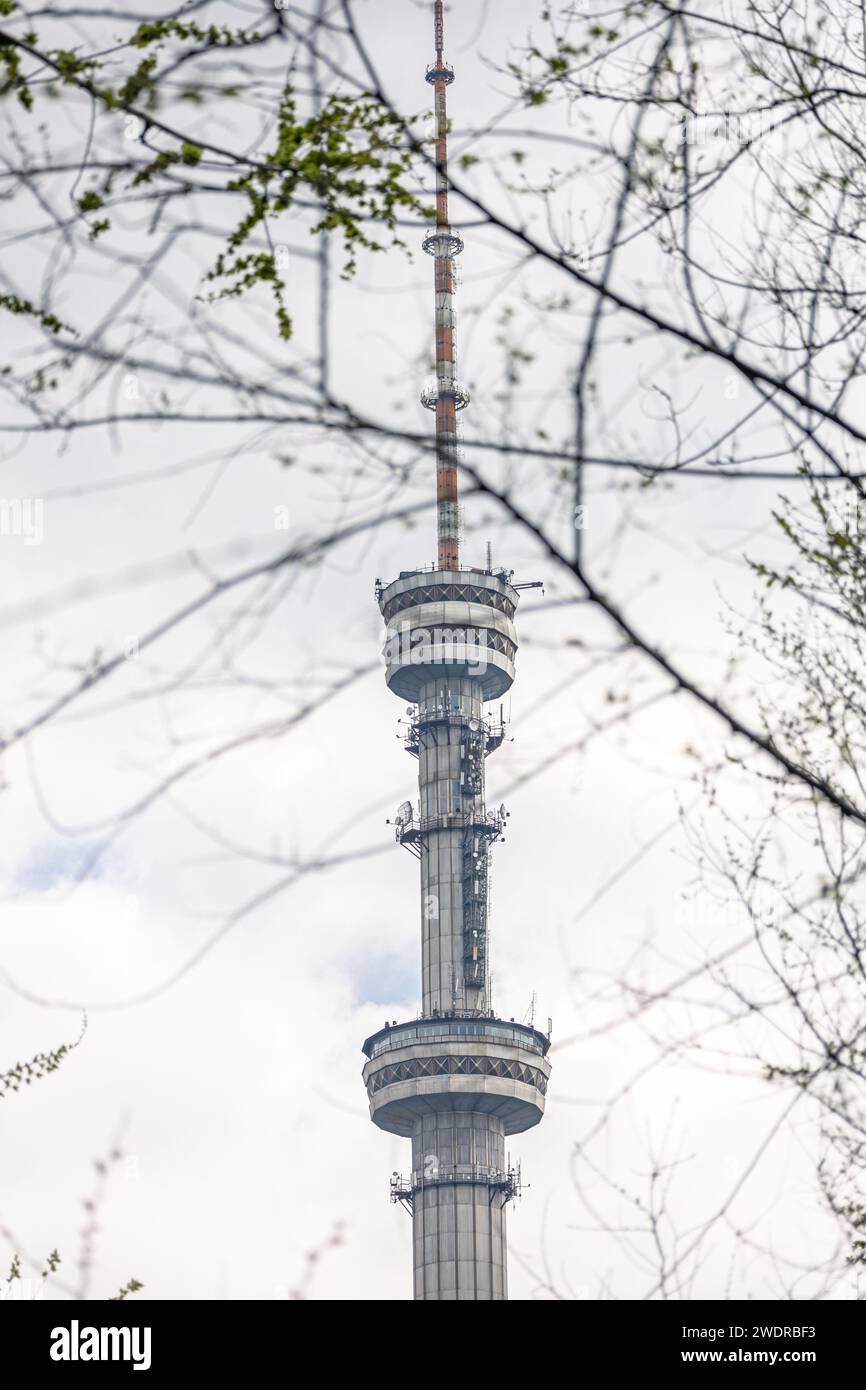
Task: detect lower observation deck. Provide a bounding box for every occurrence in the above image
[361,1016,552,1138]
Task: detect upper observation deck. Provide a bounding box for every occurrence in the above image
[375,568,521,702]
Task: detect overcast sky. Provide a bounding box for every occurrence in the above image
[0,0,853,1301]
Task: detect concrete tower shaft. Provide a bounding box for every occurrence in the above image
[411,1113,508,1299]
[416,675,489,1014]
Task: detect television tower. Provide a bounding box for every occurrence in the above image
[362,0,551,1301]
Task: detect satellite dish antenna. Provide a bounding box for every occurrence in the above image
[468,718,480,732]
[396,800,413,826]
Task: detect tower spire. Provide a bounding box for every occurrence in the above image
[421,0,468,572]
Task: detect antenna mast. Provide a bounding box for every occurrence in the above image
[421,0,468,572]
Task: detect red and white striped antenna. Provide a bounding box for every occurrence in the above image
[421,0,468,571]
